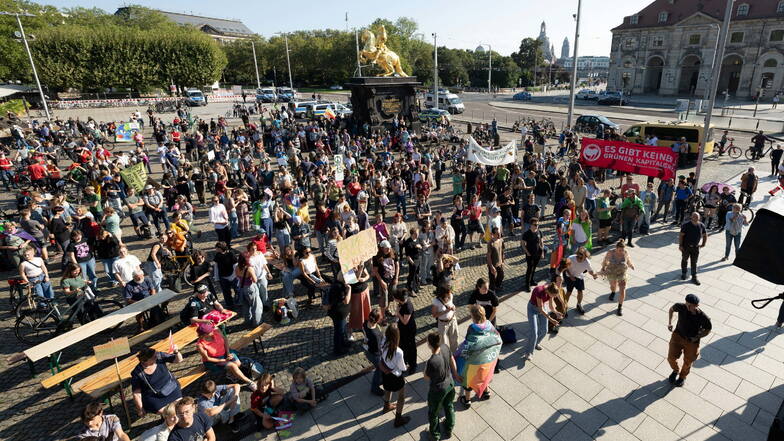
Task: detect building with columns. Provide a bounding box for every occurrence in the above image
[608,0,784,99]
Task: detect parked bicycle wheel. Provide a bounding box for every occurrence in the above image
[743,206,755,223]
[726,146,742,159]
[13,288,38,319]
[7,281,26,315]
[15,306,59,345]
[16,174,31,190]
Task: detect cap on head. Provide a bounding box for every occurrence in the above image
[379,240,391,249]
[685,294,700,305]
[196,284,208,293]
[197,321,215,335]
[144,184,153,190]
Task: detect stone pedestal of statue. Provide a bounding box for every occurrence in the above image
[345,76,421,133]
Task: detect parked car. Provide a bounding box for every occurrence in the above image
[512,92,532,101]
[576,89,598,100]
[184,89,207,107]
[329,85,343,90]
[597,91,628,106]
[419,108,451,123]
[255,87,277,103]
[276,87,295,102]
[574,114,620,133]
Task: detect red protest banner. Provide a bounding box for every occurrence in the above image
[579,138,678,180]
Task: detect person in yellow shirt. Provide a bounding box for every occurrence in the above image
[170,212,191,235]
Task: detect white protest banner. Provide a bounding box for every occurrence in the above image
[466,136,517,166]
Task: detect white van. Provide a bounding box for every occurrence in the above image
[424,92,465,114]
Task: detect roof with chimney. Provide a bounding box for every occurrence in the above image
[613,0,784,31]
[116,8,254,37]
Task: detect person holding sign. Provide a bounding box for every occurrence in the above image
[131,347,184,416]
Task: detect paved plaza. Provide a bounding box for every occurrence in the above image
[0,109,780,441]
[241,173,784,441]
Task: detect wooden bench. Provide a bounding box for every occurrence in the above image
[40,316,181,390]
[177,323,272,390]
[73,312,236,399]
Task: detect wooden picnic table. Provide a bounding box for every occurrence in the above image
[73,311,236,398]
[23,289,181,363]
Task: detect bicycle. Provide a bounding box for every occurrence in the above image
[724,138,743,159]
[14,294,124,345]
[744,141,774,161]
[160,252,195,292]
[740,191,756,223]
[8,278,38,318]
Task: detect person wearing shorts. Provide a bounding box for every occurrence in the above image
[563,247,598,315]
[124,187,149,236]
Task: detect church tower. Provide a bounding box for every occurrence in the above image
[537,21,553,62]
[561,37,570,60]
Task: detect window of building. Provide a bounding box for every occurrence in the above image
[778,1,784,13]
[630,15,639,24]
[689,34,701,45]
[658,11,669,23]
[623,60,633,68]
[737,3,749,16]
[764,59,778,68]
[623,38,635,49]
[771,30,784,42]
[730,32,744,43]
[652,36,664,47]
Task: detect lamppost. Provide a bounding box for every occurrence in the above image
[275,32,294,90]
[1,11,50,120]
[250,41,261,90]
[476,43,492,94]
[696,0,735,188]
[566,0,582,129]
[432,33,438,110]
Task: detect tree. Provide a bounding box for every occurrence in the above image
[511,37,545,86]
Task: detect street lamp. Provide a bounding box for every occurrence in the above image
[1,11,50,120]
[432,33,438,110]
[476,43,492,94]
[696,0,735,188]
[566,0,582,129]
[275,32,294,90]
[250,41,261,89]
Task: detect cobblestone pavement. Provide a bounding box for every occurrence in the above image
[0,108,775,440]
[240,162,784,441]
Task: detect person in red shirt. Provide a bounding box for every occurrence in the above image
[314,204,331,252]
[0,152,14,190]
[46,160,61,189]
[416,175,431,200]
[27,161,48,190]
[78,148,93,164]
[171,129,181,148]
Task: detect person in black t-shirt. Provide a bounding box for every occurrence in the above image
[363,308,384,396]
[213,241,238,308]
[326,281,351,356]
[180,284,225,326]
[679,213,707,285]
[424,332,459,441]
[393,289,418,375]
[468,279,499,326]
[401,227,421,293]
[521,218,545,290]
[666,294,711,387]
[169,397,215,441]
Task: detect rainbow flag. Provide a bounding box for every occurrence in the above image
[455,321,502,398]
[324,107,337,119]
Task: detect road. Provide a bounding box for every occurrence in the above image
[44,92,771,186]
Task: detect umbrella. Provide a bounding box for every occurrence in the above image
[701,181,735,193]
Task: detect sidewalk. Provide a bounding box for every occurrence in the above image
[489,101,784,135]
[245,174,784,441]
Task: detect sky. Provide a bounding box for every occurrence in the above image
[35,0,652,57]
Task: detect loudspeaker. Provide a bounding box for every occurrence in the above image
[734,197,784,285]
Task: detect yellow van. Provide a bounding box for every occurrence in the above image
[622,121,714,154]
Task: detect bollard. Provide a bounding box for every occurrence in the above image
[756,119,761,130]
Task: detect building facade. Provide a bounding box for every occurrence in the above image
[561,37,571,60]
[608,0,784,99]
[115,8,254,43]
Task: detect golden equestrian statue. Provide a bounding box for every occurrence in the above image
[360,25,408,77]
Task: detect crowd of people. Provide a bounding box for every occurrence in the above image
[2,96,773,440]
